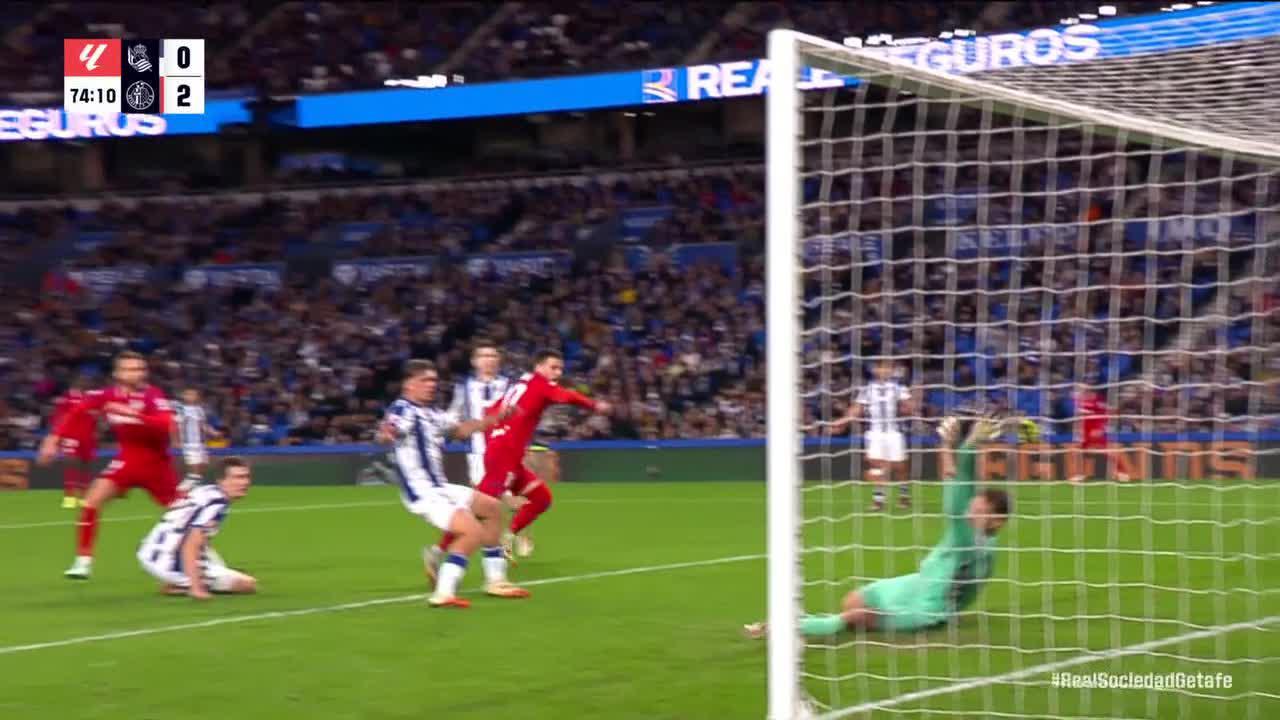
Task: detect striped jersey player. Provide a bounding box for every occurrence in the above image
[176,388,219,490]
[447,340,510,486]
[378,359,528,608]
[136,457,257,599]
[431,350,611,565]
[834,360,913,510]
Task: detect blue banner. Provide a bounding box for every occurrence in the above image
[182,263,284,291]
[73,230,117,254]
[620,206,673,242]
[0,98,249,142]
[464,251,571,278]
[946,213,1258,259]
[298,70,645,128]
[623,242,740,273]
[1123,214,1257,249]
[803,234,884,264]
[334,221,388,245]
[332,256,436,286]
[67,266,151,296]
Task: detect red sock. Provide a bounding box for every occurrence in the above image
[63,465,79,496]
[76,506,99,557]
[437,532,456,551]
[510,484,551,535]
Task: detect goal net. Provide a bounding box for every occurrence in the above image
[765,5,1280,719]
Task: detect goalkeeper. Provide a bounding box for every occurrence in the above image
[747,414,1011,638]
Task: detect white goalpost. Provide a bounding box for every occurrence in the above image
[766,5,1280,719]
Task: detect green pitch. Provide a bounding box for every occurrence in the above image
[0,480,1276,719]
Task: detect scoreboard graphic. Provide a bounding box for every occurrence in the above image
[64,39,204,115]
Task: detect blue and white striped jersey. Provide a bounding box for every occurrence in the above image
[856,381,911,434]
[448,375,509,455]
[177,403,207,449]
[138,485,229,570]
[384,397,459,503]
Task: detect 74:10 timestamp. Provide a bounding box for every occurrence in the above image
[67,87,117,104]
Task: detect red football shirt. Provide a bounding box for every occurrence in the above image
[52,389,97,443]
[55,385,174,461]
[1077,391,1108,435]
[486,372,598,453]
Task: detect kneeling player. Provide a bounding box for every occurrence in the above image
[745,414,1011,638]
[382,359,529,608]
[136,457,257,600]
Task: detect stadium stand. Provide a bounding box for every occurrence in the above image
[3,155,1275,450]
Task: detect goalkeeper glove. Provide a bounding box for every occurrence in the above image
[1017,418,1041,444]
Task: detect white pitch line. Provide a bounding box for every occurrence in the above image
[820,614,1280,718]
[0,553,766,657]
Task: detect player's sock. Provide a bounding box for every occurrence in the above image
[800,614,846,637]
[76,506,99,557]
[871,489,885,507]
[62,467,77,498]
[897,483,909,496]
[510,484,551,535]
[481,546,507,584]
[434,553,468,598]
[437,532,456,552]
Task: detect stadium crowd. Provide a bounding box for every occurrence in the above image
[1,156,1276,450]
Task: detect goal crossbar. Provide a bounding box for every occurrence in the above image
[783,30,1280,164]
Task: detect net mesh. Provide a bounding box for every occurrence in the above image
[785,8,1280,719]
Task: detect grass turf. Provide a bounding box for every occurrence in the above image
[0,479,1276,719]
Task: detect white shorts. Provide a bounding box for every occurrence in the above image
[137,547,247,592]
[865,430,906,463]
[405,483,475,531]
[467,454,486,487]
[183,447,208,467]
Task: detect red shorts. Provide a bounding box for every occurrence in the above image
[477,446,540,499]
[100,458,181,506]
[59,436,96,463]
[1080,428,1109,450]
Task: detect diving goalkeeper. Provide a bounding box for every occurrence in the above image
[746,414,1011,638]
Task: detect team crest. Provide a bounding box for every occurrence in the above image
[125,80,155,111]
[127,43,152,72]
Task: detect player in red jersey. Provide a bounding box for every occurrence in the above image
[1069,383,1135,484]
[50,375,98,509]
[430,350,610,569]
[37,351,180,580]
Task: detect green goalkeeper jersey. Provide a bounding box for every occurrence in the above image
[917,444,997,613]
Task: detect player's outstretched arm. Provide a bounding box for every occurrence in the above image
[546,383,606,413]
[830,403,861,434]
[939,413,1005,530]
[38,391,107,465]
[182,528,211,600]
